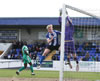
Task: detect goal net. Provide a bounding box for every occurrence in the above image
[60,4,100,81]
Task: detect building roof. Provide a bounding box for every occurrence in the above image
[0,17,100,26]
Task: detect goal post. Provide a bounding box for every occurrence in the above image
[59,4,66,81]
[59,4,100,81]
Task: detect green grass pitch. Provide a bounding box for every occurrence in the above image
[0,69,100,81]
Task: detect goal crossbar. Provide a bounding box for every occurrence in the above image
[65,4,100,19]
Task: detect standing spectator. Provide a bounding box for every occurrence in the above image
[92,42,96,48]
[96,55,99,61]
[96,47,100,53]
[81,51,90,61]
[77,48,81,56]
[12,41,17,49]
[91,55,95,61]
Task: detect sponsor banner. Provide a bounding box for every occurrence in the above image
[0,30,18,40]
[33,60,53,68]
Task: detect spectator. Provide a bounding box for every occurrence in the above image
[96,47,100,53]
[31,45,35,52]
[33,54,37,60]
[81,48,85,56]
[12,49,17,55]
[12,41,17,49]
[75,42,79,50]
[19,49,22,55]
[18,42,22,49]
[8,54,11,59]
[41,42,46,48]
[91,55,95,61]
[96,55,99,61]
[11,53,15,59]
[77,48,81,56]
[91,42,96,49]
[83,42,90,50]
[34,46,40,52]
[81,51,90,61]
[52,55,57,60]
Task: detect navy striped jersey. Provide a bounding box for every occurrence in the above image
[46,30,61,46]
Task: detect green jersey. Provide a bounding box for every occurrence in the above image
[22,45,29,58]
[22,45,31,63]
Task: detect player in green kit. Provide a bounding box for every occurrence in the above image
[16,42,35,75]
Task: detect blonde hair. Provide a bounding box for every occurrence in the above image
[46,24,53,30]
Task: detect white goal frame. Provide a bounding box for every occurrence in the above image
[59,4,100,81]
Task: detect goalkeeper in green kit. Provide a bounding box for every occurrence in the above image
[16,42,35,75]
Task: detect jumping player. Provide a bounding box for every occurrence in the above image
[37,24,61,68]
[59,10,79,71]
[16,42,35,75]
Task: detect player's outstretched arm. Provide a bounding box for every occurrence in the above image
[67,16,74,27]
[67,16,72,24]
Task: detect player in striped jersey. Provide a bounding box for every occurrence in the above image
[37,24,61,69]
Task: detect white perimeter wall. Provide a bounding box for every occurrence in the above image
[0,60,100,72]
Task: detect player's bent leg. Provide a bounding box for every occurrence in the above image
[16,67,25,75]
[37,48,50,69]
[37,55,46,69]
[76,63,79,72]
[40,56,46,65]
[66,55,72,69]
[73,54,79,71]
[29,62,35,75]
[74,57,79,71]
[67,58,72,69]
[16,63,27,75]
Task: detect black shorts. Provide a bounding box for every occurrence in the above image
[46,45,60,51]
